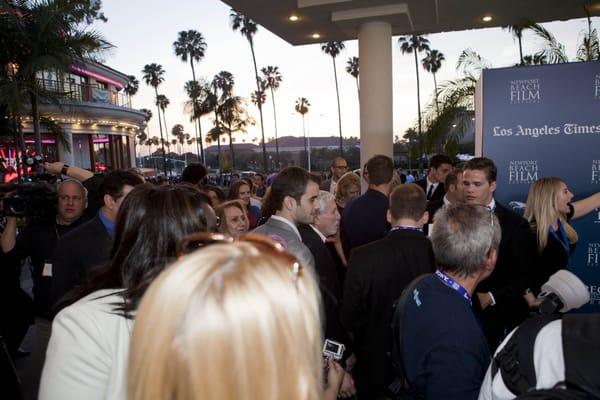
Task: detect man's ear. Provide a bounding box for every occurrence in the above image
[490,180,497,194]
[283,195,296,212]
[485,248,498,272]
[386,209,392,224]
[420,210,429,225]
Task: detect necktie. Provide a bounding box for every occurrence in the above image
[427,184,434,200]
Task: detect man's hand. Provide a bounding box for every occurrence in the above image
[477,292,493,310]
[43,162,64,175]
[338,371,356,398]
[323,358,345,400]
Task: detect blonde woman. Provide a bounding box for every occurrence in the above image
[335,172,361,213]
[128,238,345,400]
[524,178,600,294]
[215,200,249,238]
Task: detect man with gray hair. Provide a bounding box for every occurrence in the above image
[399,204,501,400]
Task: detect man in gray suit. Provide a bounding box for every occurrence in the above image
[252,167,320,271]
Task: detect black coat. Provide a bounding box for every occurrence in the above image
[474,202,538,350]
[341,229,435,399]
[51,215,113,312]
[416,177,445,202]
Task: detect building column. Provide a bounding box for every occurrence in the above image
[59,125,75,165]
[129,132,137,168]
[358,21,393,178]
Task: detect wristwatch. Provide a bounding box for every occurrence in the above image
[61,164,70,175]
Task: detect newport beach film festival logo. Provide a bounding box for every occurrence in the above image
[589,284,600,305]
[589,243,600,268]
[510,78,541,104]
[595,74,600,100]
[508,160,538,184]
[593,160,600,184]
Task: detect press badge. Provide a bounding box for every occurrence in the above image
[42,262,53,277]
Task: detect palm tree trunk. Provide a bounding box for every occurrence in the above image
[29,90,42,157]
[355,77,360,100]
[302,115,308,169]
[189,59,205,164]
[214,109,221,175]
[332,57,343,156]
[413,51,424,169]
[249,40,268,172]
[154,87,167,177]
[270,87,280,168]
[433,73,439,116]
[228,124,235,170]
[162,108,171,176]
[518,36,524,65]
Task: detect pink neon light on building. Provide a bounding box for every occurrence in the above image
[69,65,125,90]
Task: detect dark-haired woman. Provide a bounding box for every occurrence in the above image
[39,184,216,400]
[228,180,261,229]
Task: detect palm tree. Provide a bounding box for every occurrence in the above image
[210,71,235,172]
[171,124,185,155]
[261,65,283,167]
[142,63,167,176]
[398,35,430,169]
[421,49,445,115]
[230,9,268,172]
[124,75,139,97]
[220,96,252,170]
[321,41,345,155]
[139,108,152,161]
[184,79,210,162]
[156,94,170,150]
[1,0,111,156]
[504,20,533,65]
[577,10,600,62]
[295,97,310,170]
[173,30,207,162]
[345,56,359,99]
[527,23,569,64]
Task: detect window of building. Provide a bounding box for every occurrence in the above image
[92,134,112,172]
[72,134,92,170]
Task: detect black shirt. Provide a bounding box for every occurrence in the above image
[10,218,83,318]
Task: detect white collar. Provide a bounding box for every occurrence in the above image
[488,198,496,211]
[310,224,327,243]
[443,195,451,207]
[426,177,439,188]
[270,215,301,240]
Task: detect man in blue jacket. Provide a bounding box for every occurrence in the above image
[401,204,501,400]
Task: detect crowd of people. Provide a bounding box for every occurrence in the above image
[1,154,600,400]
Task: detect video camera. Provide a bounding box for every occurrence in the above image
[0,182,57,219]
[537,270,590,315]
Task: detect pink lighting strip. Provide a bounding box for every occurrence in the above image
[69,65,125,90]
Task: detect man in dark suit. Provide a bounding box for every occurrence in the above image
[321,156,348,193]
[463,157,537,350]
[425,167,464,235]
[340,154,394,259]
[342,184,435,399]
[415,154,453,202]
[51,170,144,309]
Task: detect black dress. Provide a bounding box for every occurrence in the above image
[529,203,576,294]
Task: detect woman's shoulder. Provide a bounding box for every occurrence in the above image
[56,289,125,321]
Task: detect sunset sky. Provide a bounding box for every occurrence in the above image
[95,0,598,145]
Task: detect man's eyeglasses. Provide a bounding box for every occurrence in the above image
[177,232,302,283]
[333,165,348,170]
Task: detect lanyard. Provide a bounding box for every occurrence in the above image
[390,225,423,233]
[435,270,472,306]
[549,220,570,259]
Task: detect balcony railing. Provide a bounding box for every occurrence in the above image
[38,78,133,108]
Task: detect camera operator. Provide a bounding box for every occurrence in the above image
[0,179,88,356]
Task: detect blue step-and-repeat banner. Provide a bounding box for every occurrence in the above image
[478,61,600,312]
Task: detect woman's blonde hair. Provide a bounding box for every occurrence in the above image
[524,177,578,252]
[335,171,360,206]
[128,241,323,400]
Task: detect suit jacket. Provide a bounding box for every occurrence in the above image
[320,178,332,192]
[298,224,351,355]
[474,202,538,350]
[340,188,390,259]
[416,177,445,202]
[252,217,315,272]
[51,215,113,310]
[424,197,445,236]
[341,229,435,399]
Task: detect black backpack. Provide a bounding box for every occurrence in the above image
[388,274,430,399]
[491,314,600,400]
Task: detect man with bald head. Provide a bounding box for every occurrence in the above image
[1,179,88,358]
[322,156,349,194]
